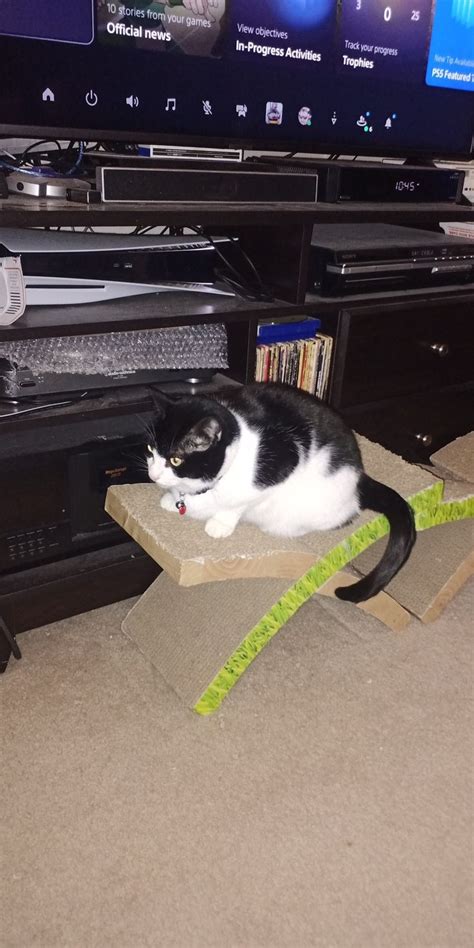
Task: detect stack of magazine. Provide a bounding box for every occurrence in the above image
[255,318,334,400]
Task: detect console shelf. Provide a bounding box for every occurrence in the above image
[0,290,300,340]
[1,282,472,342]
[0,196,472,227]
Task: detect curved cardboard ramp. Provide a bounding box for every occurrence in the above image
[351,518,474,624]
[105,436,440,587]
[105,436,473,715]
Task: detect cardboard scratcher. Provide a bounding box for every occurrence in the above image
[105,435,473,715]
[430,432,474,484]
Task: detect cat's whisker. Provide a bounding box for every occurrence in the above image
[122,448,147,461]
[133,414,157,443]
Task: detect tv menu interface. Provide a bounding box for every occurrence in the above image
[1,0,473,155]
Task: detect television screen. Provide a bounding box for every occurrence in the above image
[0,0,473,159]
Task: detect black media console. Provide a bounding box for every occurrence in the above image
[0,194,473,664]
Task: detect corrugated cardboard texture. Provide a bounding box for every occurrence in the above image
[442,479,474,502]
[123,573,290,707]
[317,570,411,632]
[105,436,439,586]
[431,432,474,483]
[351,520,474,621]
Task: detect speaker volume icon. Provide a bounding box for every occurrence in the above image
[126,94,139,108]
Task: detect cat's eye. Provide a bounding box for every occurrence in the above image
[169,455,183,467]
[146,444,154,456]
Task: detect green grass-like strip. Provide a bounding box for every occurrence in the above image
[415,493,474,531]
[194,483,448,715]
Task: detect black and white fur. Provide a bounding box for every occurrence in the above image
[146,383,415,603]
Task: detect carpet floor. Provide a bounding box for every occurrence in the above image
[1,581,473,948]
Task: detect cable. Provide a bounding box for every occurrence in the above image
[133,225,169,236]
[185,225,273,302]
[19,139,63,166]
[0,390,102,420]
[0,141,85,178]
[126,224,269,298]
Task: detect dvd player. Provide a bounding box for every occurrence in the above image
[309,224,474,296]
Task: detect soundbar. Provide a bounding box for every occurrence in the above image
[97,166,318,204]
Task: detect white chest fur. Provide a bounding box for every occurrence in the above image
[173,413,360,538]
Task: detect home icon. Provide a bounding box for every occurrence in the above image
[42,88,55,102]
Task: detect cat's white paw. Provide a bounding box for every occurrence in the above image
[160,491,178,512]
[205,516,236,539]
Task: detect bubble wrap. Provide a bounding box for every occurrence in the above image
[0,324,228,376]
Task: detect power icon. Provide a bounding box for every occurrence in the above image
[85,89,98,107]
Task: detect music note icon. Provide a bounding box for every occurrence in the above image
[165,97,176,111]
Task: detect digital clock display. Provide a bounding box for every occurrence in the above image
[339,167,462,202]
[395,180,420,191]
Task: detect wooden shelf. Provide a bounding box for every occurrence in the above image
[0,196,472,227]
[0,290,302,340]
[306,283,474,311]
[0,375,237,434]
[2,281,472,342]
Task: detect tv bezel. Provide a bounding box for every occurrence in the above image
[1,120,473,163]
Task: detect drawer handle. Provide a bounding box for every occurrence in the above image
[425,342,450,358]
[414,432,433,447]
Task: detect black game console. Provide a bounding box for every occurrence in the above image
[309,224,474,296]
[0,228,238,288]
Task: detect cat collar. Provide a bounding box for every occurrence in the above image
[175,478,220,516]
[175,495,187,516]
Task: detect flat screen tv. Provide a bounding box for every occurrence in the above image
[0,1,473,159]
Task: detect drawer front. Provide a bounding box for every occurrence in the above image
[335,300,474,408]
[344,387,473,464]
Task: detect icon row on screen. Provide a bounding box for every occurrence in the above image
[40,89,399,133]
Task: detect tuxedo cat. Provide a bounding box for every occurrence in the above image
[146,383,415,603]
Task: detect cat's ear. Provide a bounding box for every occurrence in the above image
[149,389,170,418]
[182,416,222,453]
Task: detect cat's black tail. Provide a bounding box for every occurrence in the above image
[335,474,416,604]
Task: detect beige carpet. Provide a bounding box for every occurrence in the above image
[1,582,473,948]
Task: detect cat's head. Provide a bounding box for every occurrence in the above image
[145,392,238,493]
